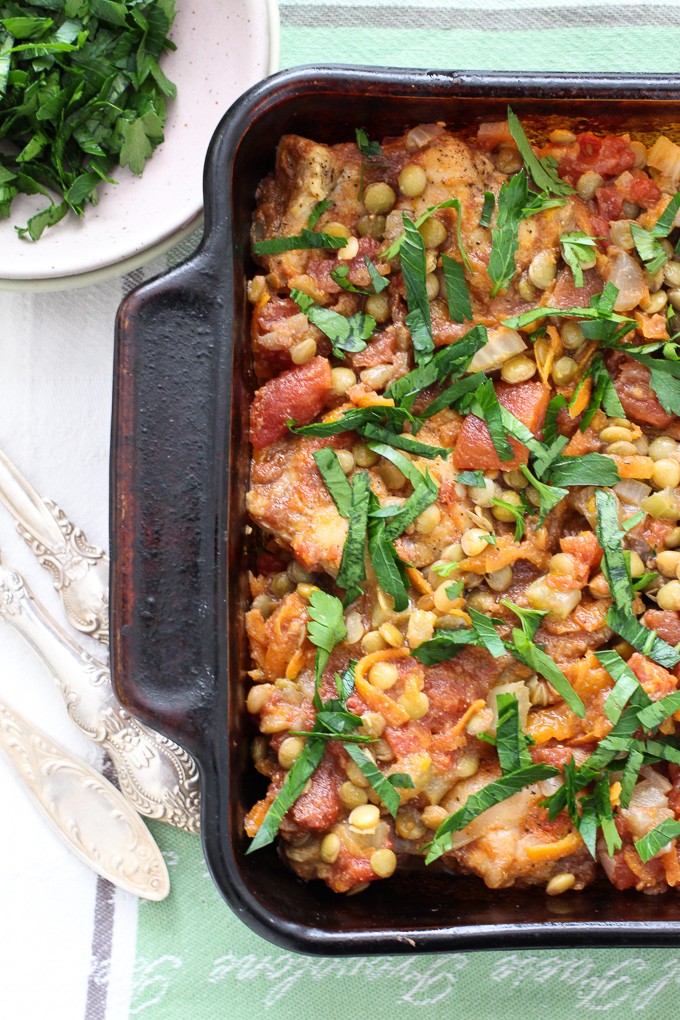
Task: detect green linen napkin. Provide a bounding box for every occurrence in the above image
[129,3,680,1017]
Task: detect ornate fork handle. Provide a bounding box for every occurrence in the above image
[0,698,170,900]
[0,564,201,834]
[0,448,109,644]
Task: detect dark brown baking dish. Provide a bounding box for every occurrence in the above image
[112,65,680,954]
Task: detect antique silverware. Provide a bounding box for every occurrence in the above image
[0,448,109,645]
[0,561,201,834]
[0,697,170,900]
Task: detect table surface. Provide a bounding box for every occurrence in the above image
[2,2,680,1018]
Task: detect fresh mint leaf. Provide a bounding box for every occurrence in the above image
[253,228,345,256]
[313,447,353,517]
[337,471,370,604]
[519,464,568,526]
[367,493,409,612]
[510,628,585,718]
[385,324,487,407]
[330,264,370,294]
[364,255,389,293]
[637,690,680,730]
[470,378,515,463]
[355,127,382,159]
[424,763,559,863]
[487,171,527,296]
[458,470,486,486]
[635,819,680,863]
[495,692,533,774]
[469,608,506,659]
[546,452,620,487]
[596,648,647,724]
[507,107,574,197]
[400,214,435,364]
[247,737,326,852]
[307,197,333,228]
[290,288,375,358]
[343,743,400,817]
[560,231,598,288]
[500,599,547,641]
[441,253,472,323]
[630,222,667,275]
[607,605,680,670]
[480,190,495,227]
[307,589,348,705]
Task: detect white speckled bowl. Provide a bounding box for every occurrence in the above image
[0,0,280,291]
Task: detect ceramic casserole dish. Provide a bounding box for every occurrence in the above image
[112,66,680,953]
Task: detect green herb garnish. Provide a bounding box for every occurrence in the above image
[635,819,680,863]
[336,471,370,604]
[507,107,574,197]
[399,214,435,364]
[290,288,375,358]
[307,589,347,706]
[519,464,568,526]
[596,648,646,724]
[312,447,353,517]
[364,256,389,293]
[441,253,472,323]
[0,0,178,239]
[495,692,533,774]
[246,737,326,852]
[480,190,495,228]
[253,228,345,256]
[424,763,559,863]
[560,232,598,288]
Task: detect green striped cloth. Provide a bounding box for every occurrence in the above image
[129,3,680,1017]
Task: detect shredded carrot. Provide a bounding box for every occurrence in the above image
[662,847,680,887]
[406,566,433,595]
[285,649,305,680]
[536,326,563,385]
[352,393,396,408]
[244,797,270,837]
[448,607,472,626]
[354,647,411,726]
[255,291,270,313]
[525,831,583,863]
[568,374,592,419]
[450,699,486,739]
[609,780,622,809]
[355,647,411,681]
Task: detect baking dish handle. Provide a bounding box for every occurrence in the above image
[111,248,230,755]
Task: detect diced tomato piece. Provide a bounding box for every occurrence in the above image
[453,380,551,470]
[290,756,340,829]
[550,267,604,309]
[560,531,603,582]
[254,295,299,333]
[596,185,625,221]
[628,653,678,701]
[606,352,675,428]
[642,610,680,647]
[629,175,662,209]
[476,120,514,152]
[250,356,332,449]
[559,132,636,184]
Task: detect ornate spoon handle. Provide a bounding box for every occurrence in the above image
[0,697,170,900]
[0,448,109,645]
[0,563,201,834]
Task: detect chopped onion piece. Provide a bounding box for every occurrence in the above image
[647,135,680,188]
[614,480,652,507]
[467,327,526,373]
[607,252,647,312]
[405,123,445,151]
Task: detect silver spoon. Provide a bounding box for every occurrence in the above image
[0,561,201,834]
[0,697,170,900]
[0,447,109,645]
